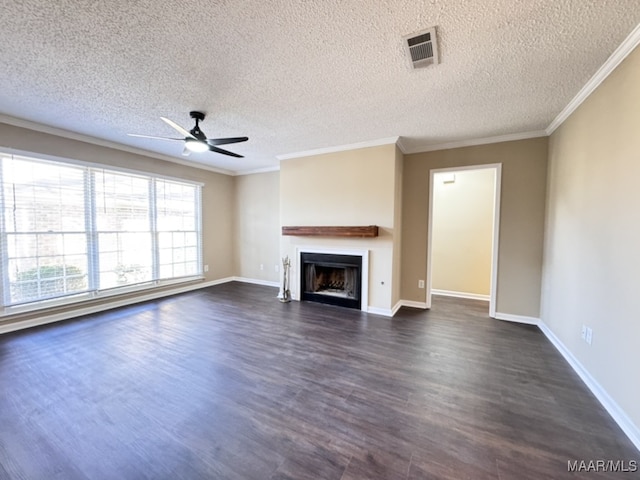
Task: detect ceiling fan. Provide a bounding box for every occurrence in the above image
[128,111,248,157]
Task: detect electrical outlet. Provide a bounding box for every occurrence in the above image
[581,325,587,340]
[418,279,425,289]
[204,265,209,272]
[275,264,279,273]
[586,327,593,345]
[260,264,264,271]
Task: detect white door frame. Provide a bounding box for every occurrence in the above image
[426,163,502,317]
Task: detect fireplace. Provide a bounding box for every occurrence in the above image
[300,252,363,309]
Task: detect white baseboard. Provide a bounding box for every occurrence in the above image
[368,300,429,317]
[367,306,393,317]
[539,321,640,452]
[399,300,429,309]
[494,312,540,325]
[432,289,490,301]
[232,277,279,288]
[0,278,233,335]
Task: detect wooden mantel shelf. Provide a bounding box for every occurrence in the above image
[282,225,379,238]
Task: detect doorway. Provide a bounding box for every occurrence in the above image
[426,164,501,317]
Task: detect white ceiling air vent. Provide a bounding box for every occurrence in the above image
[403,27,439,69]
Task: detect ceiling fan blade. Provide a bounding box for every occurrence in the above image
[207,136,249,146]
[208,145,243,158]
[160,117,195,138]
[182,146,191,157]
[127,134,183,141]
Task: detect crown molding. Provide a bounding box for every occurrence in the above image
[233,165,280,176]
[404,130,548,154]
[5,22,638,170]
[0,114,235,176]
[546,23,640,135]
[395,136,410,154]
[277,136,401,161]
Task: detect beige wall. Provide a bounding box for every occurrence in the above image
[401,137,548,317]
[234,171,280,283]
[542,46,640,431]
[432,168,494,296]
[279,143,400,312]
[0,123,235,326]
[391,145,404,306]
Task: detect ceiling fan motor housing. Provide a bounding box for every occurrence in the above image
[190,127,206,140]
[189,111,207,139]
[190,111,205,122]
[128,110,247,157]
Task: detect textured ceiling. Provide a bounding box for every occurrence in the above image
[1,0,639,174]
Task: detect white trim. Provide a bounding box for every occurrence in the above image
[295,247,369,313]
[0,278,233,335]
[546,23,640,135]
[399,300,428,309]
[426,164,501,317]
[426,169,435,310]
[494,312,540,325]
[367,306,394,317]
[395,136,410,154]
[432,289,490,301]
[369,300,421,317]
[233,276,279,288]
[1,275,205,317]
[539,321,640,452]
[490,165,501,318]
[233,165,280,176]
[0,147,206,187]
[405,131,547,154]
[277,136,400,161]
[427,163,502,174]
[3,24,639,179]
[0,114,234,176]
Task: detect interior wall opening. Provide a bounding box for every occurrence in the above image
[426,164,501,317]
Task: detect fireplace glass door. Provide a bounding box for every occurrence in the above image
[300,253,362,309]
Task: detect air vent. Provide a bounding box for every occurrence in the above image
[403,27,439,69]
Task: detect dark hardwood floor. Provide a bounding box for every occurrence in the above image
[0,282,637,479]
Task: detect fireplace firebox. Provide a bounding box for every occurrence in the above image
[300,252,362,309]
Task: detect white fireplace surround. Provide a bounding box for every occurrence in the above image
[294,247,369,312]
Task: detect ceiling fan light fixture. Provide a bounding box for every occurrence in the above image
[185,139,208,152]
[128,111,247,158]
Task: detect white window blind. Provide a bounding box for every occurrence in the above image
[0,153,203,309]
[156,179,201,280]
[94,170,153,290]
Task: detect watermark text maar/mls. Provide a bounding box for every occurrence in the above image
[568,459,637,473]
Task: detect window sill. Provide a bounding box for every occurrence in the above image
[1,276,205,318]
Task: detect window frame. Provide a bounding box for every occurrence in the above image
[0,149,204,316]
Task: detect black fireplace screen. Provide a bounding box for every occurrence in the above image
[304,264,358,298]
[300,253,362,309]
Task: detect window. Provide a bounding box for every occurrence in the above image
[94,170,153,289]
[156,179,201,280]
[0,153,202,310]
